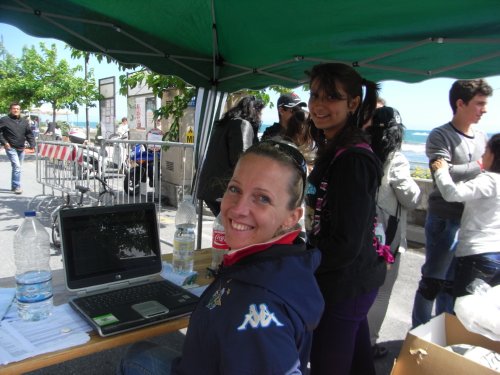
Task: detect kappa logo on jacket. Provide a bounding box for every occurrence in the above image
[237,303,284,330]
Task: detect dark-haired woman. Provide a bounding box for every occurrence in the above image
[432,133,500,297]
[305,63,386,375]
[365,106,421,359]
[197,96,264,216]
[283,109,316,171]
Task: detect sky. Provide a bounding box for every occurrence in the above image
[2,23,500,132]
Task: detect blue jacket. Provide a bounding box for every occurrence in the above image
[171,239,324,374]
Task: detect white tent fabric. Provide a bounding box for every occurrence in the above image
[193,87,228,248]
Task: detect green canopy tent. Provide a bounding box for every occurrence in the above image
[2,1,500,89]
[2,0,500,245]
[2,0,500,145]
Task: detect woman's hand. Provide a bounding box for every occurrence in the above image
[431,158,448,171]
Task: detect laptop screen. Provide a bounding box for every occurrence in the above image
[59,203,162,291]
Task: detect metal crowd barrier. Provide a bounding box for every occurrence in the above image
[35,137,194,210]
[35,137,195,246]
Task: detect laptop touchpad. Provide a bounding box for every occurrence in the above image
[132,301,169,318]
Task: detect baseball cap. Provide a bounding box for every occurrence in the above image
[372,106,403,128]
[277,93,307,109]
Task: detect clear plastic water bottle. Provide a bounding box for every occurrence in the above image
[211,213,229,271]
[172,195,197,274]
[14,211,53,321]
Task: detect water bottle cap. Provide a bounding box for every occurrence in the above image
[24,211,36,217]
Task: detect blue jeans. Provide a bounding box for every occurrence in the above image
[412,212,459,328]
[6,147,25,190]
[117,341,178,375]
[453,252,500,297]
[310,289,378,375]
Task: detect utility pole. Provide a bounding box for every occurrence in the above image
[85,53,90,140]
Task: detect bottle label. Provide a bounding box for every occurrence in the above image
[212,229,229,250]
[16,271,53,303]
[172,236,194,273]
[173,238,195,252]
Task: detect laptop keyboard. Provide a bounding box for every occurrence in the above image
[75,280,189,313]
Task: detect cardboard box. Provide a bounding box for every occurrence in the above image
[391,313,500,375]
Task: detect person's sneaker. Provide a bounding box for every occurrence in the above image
[13,188,23,194]
[372,344,388,359]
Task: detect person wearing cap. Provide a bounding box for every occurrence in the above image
[261,93,307,141]
[365,106,421,359]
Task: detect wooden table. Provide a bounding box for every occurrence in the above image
[0,249,212,374]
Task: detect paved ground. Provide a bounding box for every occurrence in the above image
[0,151,215,280]
[1,150,426,375]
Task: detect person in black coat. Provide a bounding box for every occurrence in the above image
[0,102,35,194]
[305,63,386,375]
[196,96,264,216]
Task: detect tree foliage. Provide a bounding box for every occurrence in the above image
[118,70,291,142]
[69,48,135,71]
[0,42,101,120]
[119,71,196,142]
[66,47,301,142]
[0,42,35,111]
[411,166,431,179]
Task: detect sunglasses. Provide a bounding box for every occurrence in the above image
[280,105,303,112]
[261,140,307,201]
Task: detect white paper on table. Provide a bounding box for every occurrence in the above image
[0,304,92,365]
[0,322,37,365]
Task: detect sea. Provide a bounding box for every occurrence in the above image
[258,125,431,168]
[73,121,98,129]
[401,129,429,168]
[73,121,430,167]
[403,129,497,168]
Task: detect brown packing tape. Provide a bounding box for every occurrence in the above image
[409,347,428,364]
